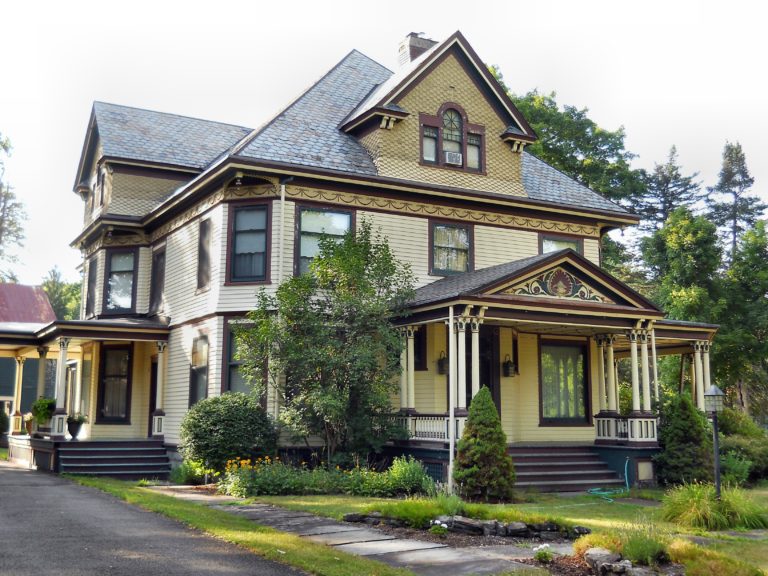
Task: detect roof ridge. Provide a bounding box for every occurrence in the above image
[93,101,251,130]
[230,49,390,158]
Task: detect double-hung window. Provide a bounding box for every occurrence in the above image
[430,221,471,275]
[149,248,166,315]
[189,336,209,407]
[420,105,484,172]
[297,207,352,274]
[85,257,98,317]
[230,205,268,282]
[105,250,136,312]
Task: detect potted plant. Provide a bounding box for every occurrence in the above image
[23,412,34,435]
[67,413,88,440]
[31,397,56,426]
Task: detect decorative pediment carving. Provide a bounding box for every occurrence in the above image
[500,266,613,303]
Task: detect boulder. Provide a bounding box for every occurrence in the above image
[571,525,591,536]
[531,521,560,532]
[584,547,622,572]
[342,513,364,523]
[505,521,529,536]
[450,515,485,535]
[481,520,498,536]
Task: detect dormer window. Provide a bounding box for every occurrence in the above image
[420,104,484,173]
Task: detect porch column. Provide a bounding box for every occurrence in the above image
[605,335,617,412]
[640,330,651,412]
[406,327,416,411]
[399,330,407,411]
[596,337,607,412]
[693,342,705,411]
[456,319,467,413]
[651,329,660,401]
[702,342,712,390]
[152,341,167,438]
[36,346,48,400]
[11,357,25,434]
[629,330,640,413]
[470,318,481,399]
[50,337,70,438]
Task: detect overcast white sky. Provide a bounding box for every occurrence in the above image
[1,0,765,284]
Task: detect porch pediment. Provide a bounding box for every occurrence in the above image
[492,265,615,304]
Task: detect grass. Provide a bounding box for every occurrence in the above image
[70,477,415,576]
[0,447,8,460]
[662,483,768,530]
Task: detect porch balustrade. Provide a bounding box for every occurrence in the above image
[391,413,466,442]
[594,414,655,445]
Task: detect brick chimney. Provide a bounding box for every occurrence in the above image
[398,32,438,67]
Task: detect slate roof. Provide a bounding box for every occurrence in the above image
[93,102,252,170]
[409,252,557,307]
[236,50,392,175]
[0,285,56,324]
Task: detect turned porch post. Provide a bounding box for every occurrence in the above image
[50,338,70,438]
[152,341,167,438]
[399,330,407,411]
[605,335,617,412]
[10,357,25,434]
[651,329,660,402]
[596,337,607,412]
[640,330,651,412]
[470,319,481,399]
[36,346,48,400]
[406,327,416,411]
[693,342,705,411]
[456,319,467,412]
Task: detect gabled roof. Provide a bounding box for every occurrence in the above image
[340,31,535,141]
[409,249,661,315]
[0,285,56,324]
[235,50,392,176]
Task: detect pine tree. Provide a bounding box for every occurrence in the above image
[706,141,766,261]
[635,146,703,232]
[454,387,515,501]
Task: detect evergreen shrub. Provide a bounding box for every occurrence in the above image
[654,393,712,485]
[179,393,277,473]
[453,386,515,501]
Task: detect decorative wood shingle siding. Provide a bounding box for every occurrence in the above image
[163,204,223,325]
[163,316,222,445]
[109,172,187,217]
[135,247,151,314]
[374,53,525,196]
[475,227,539,270]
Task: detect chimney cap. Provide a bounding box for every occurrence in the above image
[398,32,438,67]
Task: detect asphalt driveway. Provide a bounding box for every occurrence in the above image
[0,462,305,576]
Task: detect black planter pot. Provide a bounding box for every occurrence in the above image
[67,421,83,440]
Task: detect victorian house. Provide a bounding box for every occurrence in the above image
[5,31,716,489]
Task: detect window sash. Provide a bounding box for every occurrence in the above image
[99,347,131,422]
[232,206,268,281]
[298,208,351,273]
[189,336,209,406]
[541,343,588,422]
[432,224,470,274]
[106,252,135,311]
[149,249,165,314]
[85,259,97,316]
[197,219,211,289]
[542,237,580,254]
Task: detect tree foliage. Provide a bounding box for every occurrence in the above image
[454,387,515,501]
[0,133,25,280]
[179,392,277,473]
[706,141,766,261]
[42,267,81,320]
[634,145,703,232]
[237,219,414,465]
[654,393,713,486]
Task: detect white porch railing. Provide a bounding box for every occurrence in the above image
[594,414,657,445]
[391,414,466,442]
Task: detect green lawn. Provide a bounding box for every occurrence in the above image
[70,477,415,576]
[0,447,8,460]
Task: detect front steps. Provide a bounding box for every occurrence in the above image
[509,445,625,493]
[57,440,171,480]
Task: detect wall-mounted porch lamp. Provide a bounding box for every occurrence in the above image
[437,351,448,375]
[502,355,516,377]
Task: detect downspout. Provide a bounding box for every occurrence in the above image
[278,176,293,284]
[448,305,456,494]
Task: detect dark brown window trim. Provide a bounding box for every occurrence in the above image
[428,218,474,277]
[189,334,209,408]
[538,232,584,255]
[197,219,211,290]
[537,337,592,427]
[101,247,139,316]
[149,246,166,316]
[225,199,272,285]
[418,103,487,175]
[95,343,133,425]
[293,203,356,277]
[222,319,268,409]
[85,256,98,318]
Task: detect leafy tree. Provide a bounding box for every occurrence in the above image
[179,392,277,473]
[41,267,82,320]
[0,134,25,279]
[634,146,703,232]
[640,207,722,322]
[654,392,713,486]
[237,219,414,465]
[706,141,766,261]
[454,386,515,501]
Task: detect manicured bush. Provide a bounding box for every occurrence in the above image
[654,393,713,485]
[454,386,515,501]
[386,456,434,496]
[169,460,207,485]
[179,393,277,473]
[661,482,768,530]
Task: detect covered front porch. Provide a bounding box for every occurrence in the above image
[391,250,717,486]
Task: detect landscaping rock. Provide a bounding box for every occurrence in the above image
[342,513,364,523]
[481,520,498,536]
[584,547,622,572]
[531,521,560,532]
[494,522,507,536]
[598,559,633,574]
[435,515,452,525]
[450,515,485,535]
[539,530,563,541]
[505,521,529,536]
[571,525,591,536]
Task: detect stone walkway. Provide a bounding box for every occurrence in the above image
[150,486,574,575]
